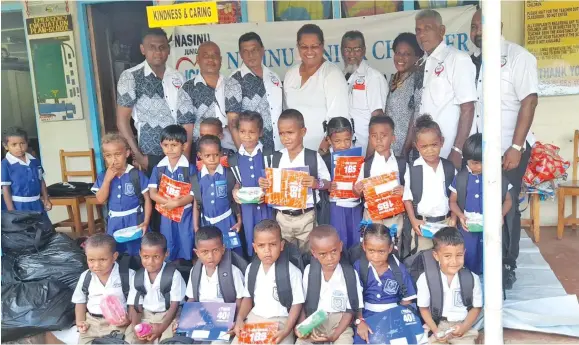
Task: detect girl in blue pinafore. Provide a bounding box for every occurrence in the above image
[194,135,243,256]
[149,125,196,262]
[92,133,152,256]
[229,111,272,257]
[325,117,364,249]
[449,133,512,275]
[1,127,51,218]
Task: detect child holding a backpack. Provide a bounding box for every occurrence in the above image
[402,115,457,255]
[192,135,243,256]
[72,234,135,344]
[233,219,305,344]
[352,223,416,344]
[149,125,196,261]
[126,232,186,344]
[417,227,482,344]
[92,133,152,256]
[449,133,512,275]
[230,111,273,257]
[296,225,363,345]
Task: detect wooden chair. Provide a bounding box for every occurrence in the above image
[522,193,541,242]
[557,130,579,239]
[50,149,104,235]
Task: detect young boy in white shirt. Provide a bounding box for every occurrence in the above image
[259,109,331,252]
[417,227,482,344]
[296,225,363,345]
[126,232,186,344]
[71,234,135,344]
[232,219,305,344]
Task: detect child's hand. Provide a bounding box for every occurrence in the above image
[273,329,289,344]
[230,221,242,233]
[76,321,89,334]
[459,215,469,231]
[356,320,373,343]
[146,323,165,342]
[293,326,306,339]
[310,329,334,343]
[233,320,245,336]
[233,187,241,204]
[162,199,180,210]
[138,222,148,235]
[448,215,457,227]
[354,181,364,195]
[411,218,425,236]
[392,185,404,195]
[104,166,118,182]
[451,324,465,337]
[172,322,179,334]
[258,177,270,190]
[43,199,52,211]
[301,176,316,189]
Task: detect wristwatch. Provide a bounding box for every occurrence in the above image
[355,318,365,326]
[511,143,524,152]
[451,146,463,156]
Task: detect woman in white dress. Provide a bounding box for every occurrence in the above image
[283,24,350,153]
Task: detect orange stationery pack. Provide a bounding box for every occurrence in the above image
[361,172,405,220]
[238,322,278,344]
[155,174,192,222]
[264,167,309,209]
[330,156,365,199]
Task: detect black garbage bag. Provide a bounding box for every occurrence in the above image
[14,233,87,289]
[1,280,75,341]
[1,211,54,254]
[1,253,19,285]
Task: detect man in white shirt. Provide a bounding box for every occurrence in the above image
[470,9,539,287]
[228,32,283,151]
[341,31,389,157]
[415,9,477,168]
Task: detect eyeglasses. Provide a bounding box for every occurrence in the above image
[344,47,364,53]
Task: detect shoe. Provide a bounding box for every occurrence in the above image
[504,270,517,290]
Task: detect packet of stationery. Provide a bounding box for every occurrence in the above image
[296,309,328,337]
[465,211,483,232]
[237,187,264,204]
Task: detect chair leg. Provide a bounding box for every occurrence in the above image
[532,194,540,243]
[572,196,577,231]
[557,190,565,240]
[71,200,83,235]
[66,206,75,232]
[86,203,95,236]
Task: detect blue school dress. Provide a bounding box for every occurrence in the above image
[353,258,417,344]
[149,156,196,261]
[198,164,243,256]
[92,164,149,256]
[330,200,363,249]
[450,171,483,275]
[1,153,47,215]
[231,144,272,256]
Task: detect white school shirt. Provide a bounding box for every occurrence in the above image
[419,42,477,158]
[274,148,331,211]
[284,61,350,151]
[416,270,483,322]
[402,157,456,218]
[356,150,410,208]
[470,50,483,136]
[127,262,186,313]
[71,263,136,315]
[241,262,305,318]
[302,263,364,313]
[348,61,389,156]
[185,264,246,302]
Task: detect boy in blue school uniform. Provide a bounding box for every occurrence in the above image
[193,135,243,256]
[92,133,152,255]
[149,125,196,261]
[1,127,51,216]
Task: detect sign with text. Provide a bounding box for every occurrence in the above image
[525,1,579,96]
[147,2,218,28]
[26,15,72,35]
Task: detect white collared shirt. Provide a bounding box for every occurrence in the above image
[302,263,364,312]
[348,61,389,156]
[470,50,483,136]
[185,265,246,302]
[241,262,305,318]
[416,270,483,322]
[127,262,186,313]
[71,263,136,315]
[419,42,477,158]
[4,152,36,166]
[402,157,456,217]
[238,142,264,158]
[274,148,331,211]
[284,61,350,150]
[200,163,224,178]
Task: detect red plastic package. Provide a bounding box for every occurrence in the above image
[523,142,570,187]
[100,295,127,326]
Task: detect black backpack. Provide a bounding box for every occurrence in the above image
[91,331,128,344]
[188,168,239,216]
[47,181,93,197]
[455,169,509,212]
[247,241,304,311]
[188,249,248,303]
[82,254,135,300]
[133,263,179,313]
[304,257,360,317]
[228,148,274,186]
[406,249,474,325]
[271,149,330,225]
[102,168,145,225]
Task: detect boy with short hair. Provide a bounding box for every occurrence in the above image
[126,232,186,344]
[297,225,363,345]
[71,234,135,344]
[417,227,482,344]
[190,118,234,169]
[258,109,331,252]
[232,219,305,344]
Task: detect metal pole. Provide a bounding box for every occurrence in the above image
[482,1,504,344]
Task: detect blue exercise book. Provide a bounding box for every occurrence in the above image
[355,305,427,345]
[223,231,241,249]
[176,302,236,341]
[331,147,363,179]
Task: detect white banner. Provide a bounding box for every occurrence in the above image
[169,5,477,81]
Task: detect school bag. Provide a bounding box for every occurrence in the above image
[271,149,330,225]
[132,262,179,313]
[81,254,137,301]
[362,154,407,186]
[455,169,509,212]
[406,249,474,325]
[227,148,274,185]
[102,168,145,226]
[247,241,304,311]
[188,249,248,303]
[91,331,128,344]
[399,158,455,260]
[159,336,195,344]
[304,257,360,317]
[185,167,239,217]
[47,181,93,197]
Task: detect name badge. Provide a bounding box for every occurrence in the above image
[353,76,366,90]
